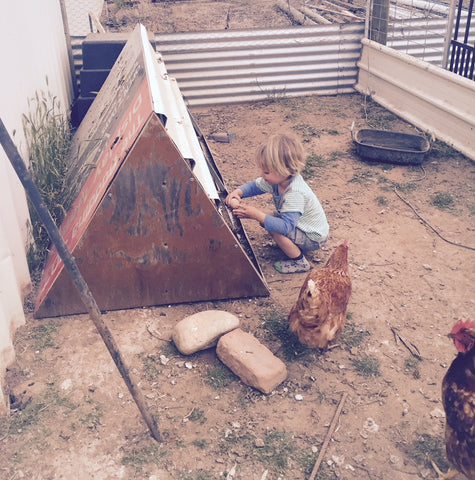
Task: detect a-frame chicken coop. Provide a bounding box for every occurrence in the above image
[34,24,269,318]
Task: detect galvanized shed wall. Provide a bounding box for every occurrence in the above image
[71,18,456,108]
[154,23,365,106]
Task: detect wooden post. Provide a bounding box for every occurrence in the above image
[369,0,390,45]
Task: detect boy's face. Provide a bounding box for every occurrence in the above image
[261,169,289,186]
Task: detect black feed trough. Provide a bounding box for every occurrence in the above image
[352,128,430,165]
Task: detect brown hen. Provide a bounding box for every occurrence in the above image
[442,318,475,480]
[288,240,351,348]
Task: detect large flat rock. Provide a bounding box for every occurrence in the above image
[172,310,239,355]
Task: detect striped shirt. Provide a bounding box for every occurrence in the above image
[240,175,329,242]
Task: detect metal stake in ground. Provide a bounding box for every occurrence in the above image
[0,117,162,442]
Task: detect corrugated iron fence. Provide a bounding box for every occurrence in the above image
[71,18,452,108]
[153,23,364,106]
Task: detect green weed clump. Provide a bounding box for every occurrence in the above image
[206,365,237,390]
[23,87,71,273]
[255,429,295,472]
[261,308,312,361]
[0,383,77,437]
[404,356,422,379]
[302,153,327,179]
[351,355,381,377]
[29,321,59,350]
[405,433,450,471]
[431,191,454,210]
[339,320,369,349]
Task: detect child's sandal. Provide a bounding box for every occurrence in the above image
[274,256,310,274]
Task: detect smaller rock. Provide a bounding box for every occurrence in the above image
[430,407,446,418]
[209,132,236,143]
[60,379,72,390]
[390,454,400,465]
[332,455,345,466]
[363,417,379,434]
[255,438,265,447]
[172,310,240,355]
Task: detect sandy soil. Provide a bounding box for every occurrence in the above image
[1,2,474,480]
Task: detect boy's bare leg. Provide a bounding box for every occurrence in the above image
[271,232,301,258]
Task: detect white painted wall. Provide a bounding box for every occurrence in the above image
[355,38,475,162]
[0,0,74,412]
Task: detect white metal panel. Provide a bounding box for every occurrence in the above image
[141,26,219,199]
[355,38,475,161]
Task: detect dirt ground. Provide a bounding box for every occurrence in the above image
[1,2,475,480]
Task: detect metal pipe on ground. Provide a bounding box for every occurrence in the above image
[0,117,162,442]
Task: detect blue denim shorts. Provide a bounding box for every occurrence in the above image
[288,228,327,252]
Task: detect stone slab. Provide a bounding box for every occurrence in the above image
[216,328,287,394]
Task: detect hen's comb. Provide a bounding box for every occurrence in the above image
[450,318,475,335]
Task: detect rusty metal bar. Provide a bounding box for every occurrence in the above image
[0,117,162,442]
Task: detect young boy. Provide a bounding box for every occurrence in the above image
[225,133,329,274]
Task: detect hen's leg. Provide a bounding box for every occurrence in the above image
[430,460,459,479]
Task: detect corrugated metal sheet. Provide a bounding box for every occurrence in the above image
[72,19,456,107]
[72,24,364,106]
[355,38,475,161]
[154,23,364,106]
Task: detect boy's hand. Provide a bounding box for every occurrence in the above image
[225,189,242,208]
[232,204,266,225]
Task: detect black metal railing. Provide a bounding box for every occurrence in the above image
[449,0,475,80]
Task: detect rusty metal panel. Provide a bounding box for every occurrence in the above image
[35,25,268,318]
[35,114,268,317]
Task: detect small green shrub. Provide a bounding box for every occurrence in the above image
[351,355,381,377]
[431,192,454,210]
[187,407,207,424]
[405,433,450,471]
[340,321,369,349]
[302,153,326,179]
[292,123,321,142]
[206,365,237,390]
[255,429,295,472]
[121,442,167,467]
[404,356,422,378]
[261,309,312,361]
[29,321,59,350]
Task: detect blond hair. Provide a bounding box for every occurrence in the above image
[255,133,306,177]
